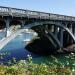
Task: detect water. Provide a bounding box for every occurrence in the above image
[0,31,72,64]
[0,32,39,62]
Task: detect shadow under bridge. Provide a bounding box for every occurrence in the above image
[24,21,75,51]
[0,21,75,52]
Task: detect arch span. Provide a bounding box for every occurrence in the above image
[0,21,75,50]
[24,21,75,41]
[24,21,75,48]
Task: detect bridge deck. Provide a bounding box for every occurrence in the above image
[0,6,75,21]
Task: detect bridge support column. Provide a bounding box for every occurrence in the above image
[5,19,10,37]
[72,24,75,43]
[48,25,54,32]
[59,28,63,48]
[73,24,75,36]
[70,23,73,44]
[45,25,48,31]
[54,26,58,37]
[70,23,73,32]
[68,23,73,44]
[21,21,25,28]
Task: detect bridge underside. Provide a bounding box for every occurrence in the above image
[25,21,75,54]
[0,16,75,54]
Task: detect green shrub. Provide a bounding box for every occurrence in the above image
[0,53,75,75]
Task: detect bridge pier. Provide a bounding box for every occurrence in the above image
[21,21,25,28]
[47,25,55,32]
[70,23,73,44]
[5,19,10,37]
[73,26,75,36]
[70,23,73,32]
[73,24,75,36]
[59,28,63,48]
[54,26,58,37]
[72,23,75,43]
[67,23,73,44]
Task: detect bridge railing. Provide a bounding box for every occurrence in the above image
[0,6,75,21]
[0,6,9,12]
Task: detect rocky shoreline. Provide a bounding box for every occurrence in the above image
[62,44,75,53]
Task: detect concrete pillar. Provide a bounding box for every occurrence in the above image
[68,23,73,32]
[70,23,73,33]
[73,24,75,44]
[68,23,73,44]
[47,25,53,32]
[21,21,25,28]
[65,23,67,27]
[72,24,75,36]
[5,19,10,37]
[54,26,58,37]
[70,23,73,44]
[59,28,63,48]
[45,25,48,30]
[52,25,54,32]
[66,23,70,45]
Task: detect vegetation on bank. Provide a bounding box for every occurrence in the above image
[0,53,75,75]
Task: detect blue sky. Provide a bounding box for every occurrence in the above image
[0,0,75,16]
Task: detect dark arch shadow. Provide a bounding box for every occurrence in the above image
[0,20,6,29]
[10,20,22,27]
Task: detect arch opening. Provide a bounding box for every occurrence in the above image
[10,20,22,31]
[0,20,6,30]
[25,21,75,48]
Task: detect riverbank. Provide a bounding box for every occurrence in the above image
[57,44,75,53]
[63,44,75,52]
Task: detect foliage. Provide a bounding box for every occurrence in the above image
[0,53,75,75]
[0,52,10,59]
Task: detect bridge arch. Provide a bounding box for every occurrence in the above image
[27,21,75,40]
[10,20,22,29]
[0,21,75,50]
[25,21,75,48]
[31,24,61,48]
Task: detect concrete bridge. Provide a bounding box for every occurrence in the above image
[0,6,75,51]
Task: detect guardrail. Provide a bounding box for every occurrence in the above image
[0,6,75,21]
